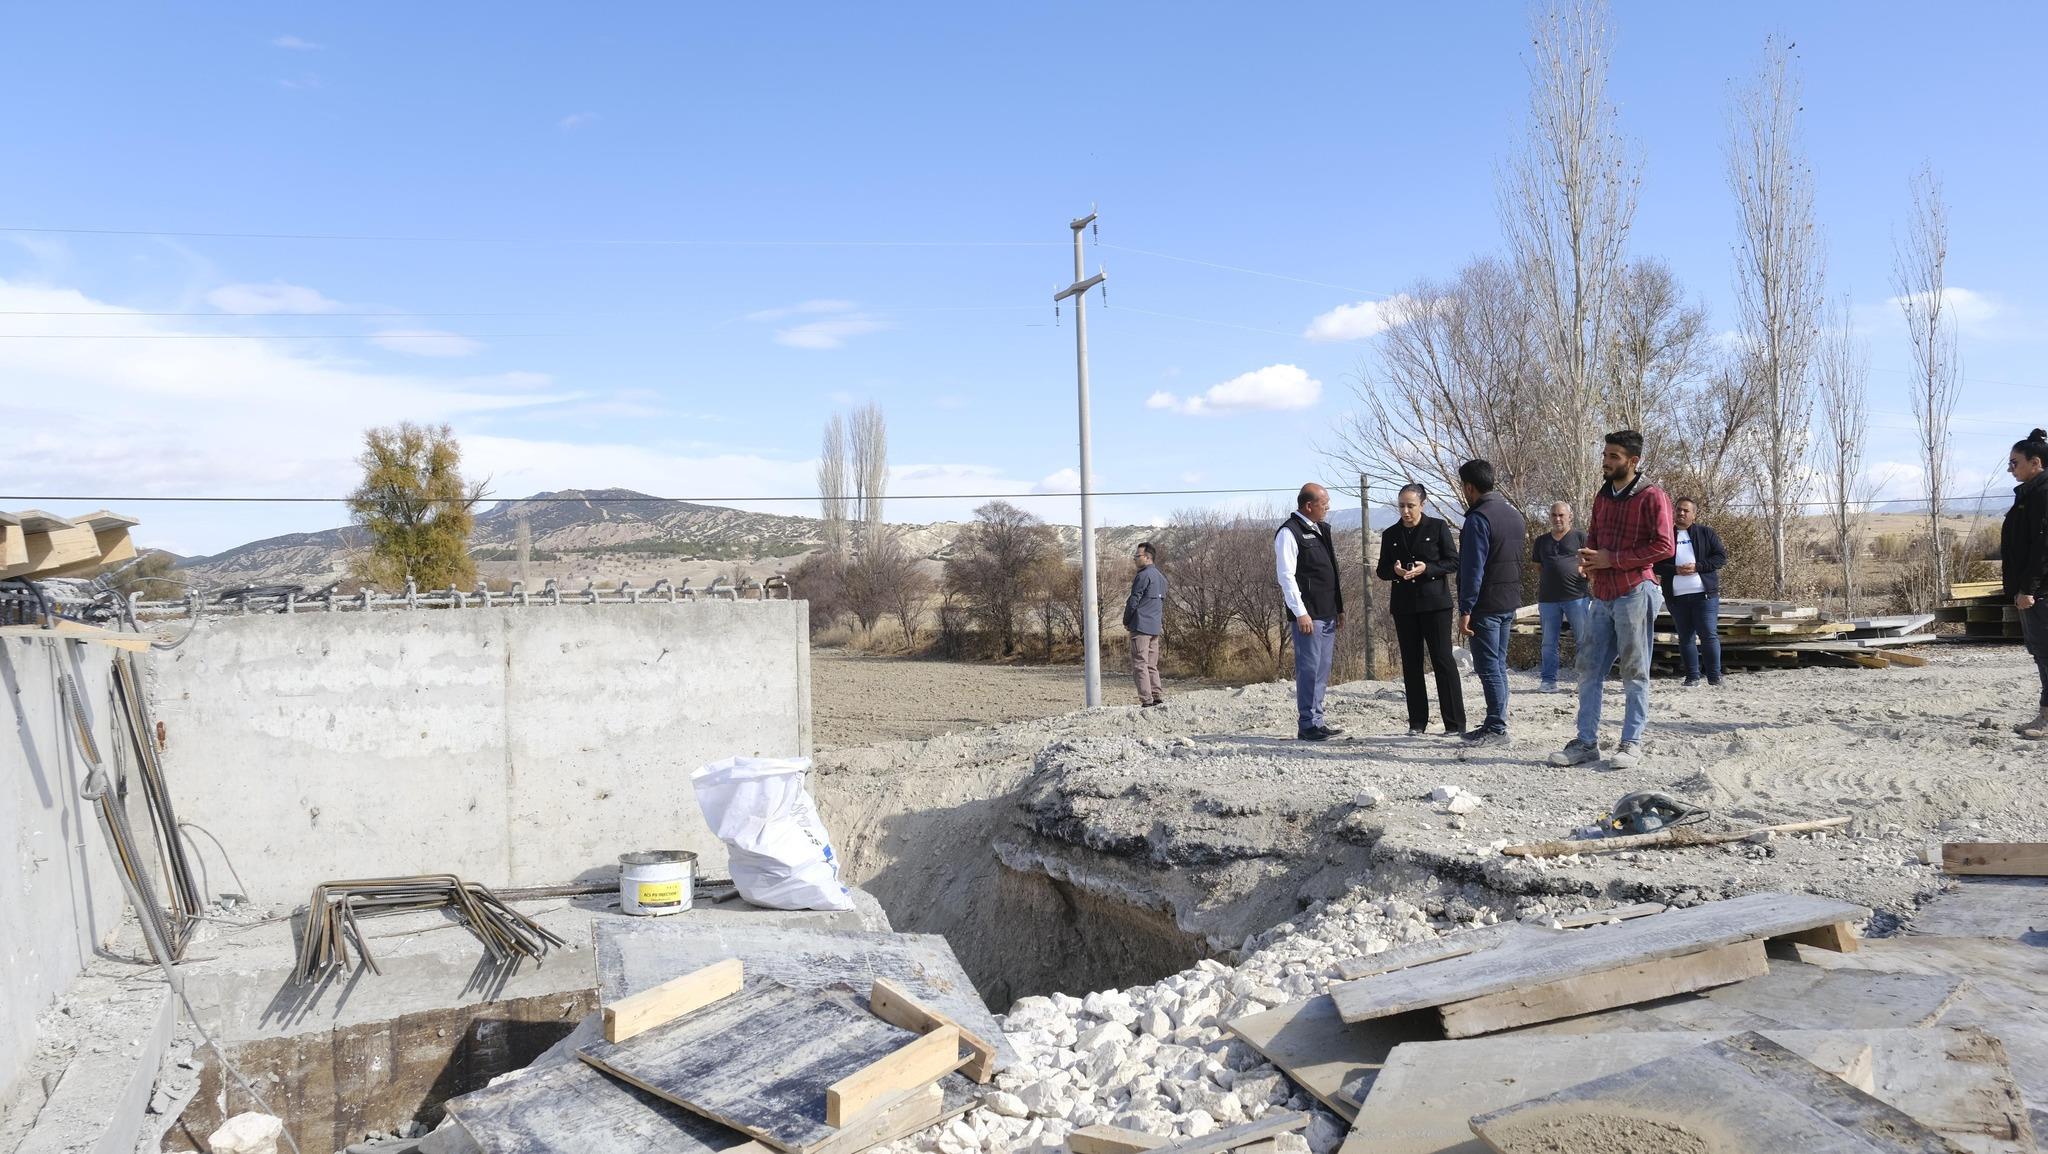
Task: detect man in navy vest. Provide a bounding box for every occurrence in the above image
[1275,483,1345,740]
[1456,459,1527,748]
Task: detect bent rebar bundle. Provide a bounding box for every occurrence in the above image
[294,875,565,985]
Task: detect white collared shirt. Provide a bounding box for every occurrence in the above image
[1274,510,1316,616]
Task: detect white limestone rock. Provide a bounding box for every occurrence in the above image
[985,1091,1030,1119]
[208,1113,284,1154]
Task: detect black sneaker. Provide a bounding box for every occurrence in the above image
[1298,727,1329,741]
[1408,726,1428,736]
[1319,724,1346,737]
[1466,730,1511,749]
[1682,677,1701,688]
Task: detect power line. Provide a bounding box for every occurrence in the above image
[0,224,1060,248]
[0,487,2018,513]
[1097,243,1398,298]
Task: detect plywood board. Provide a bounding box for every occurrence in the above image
[1225,995,1439,1121]
[578,977,936,1154]
[1342,1028,1879,1154]
[1908,877,2048,943]
[1943,843,2048,877]
[1468,1032,1965,1154]
[1862,1028,2035,1154]
[1438,939,1768,1038]
[1508,959,1963,1037]
[1333,924,1554,983]
[1068,1125,1172,1154]
[442,1059,753,1154]
[596,922,1012,1071]
[1148,1113,1307,1154]
[1331,892,1866,1024]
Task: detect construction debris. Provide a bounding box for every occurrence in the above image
[295,876,566,984]
[1939,581,2023,643]
[1501,814,1852,859]
[1511,597,1938,671]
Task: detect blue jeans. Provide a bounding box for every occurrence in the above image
[1670,592,1721,681]
[1468,611,1513,734]
[1293,617,1336,731]
[1538,597,1591,686]
[1577,582,1654,746]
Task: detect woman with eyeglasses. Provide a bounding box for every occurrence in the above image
[2006,427,2048,739]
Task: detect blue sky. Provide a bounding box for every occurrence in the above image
[2,3,2042,555]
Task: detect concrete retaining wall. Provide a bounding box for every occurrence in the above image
[0,637,130,1102]
[148,601,810,907]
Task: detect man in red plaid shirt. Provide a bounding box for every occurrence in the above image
[1548,430,1673,770]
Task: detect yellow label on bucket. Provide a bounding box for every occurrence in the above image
[636,881,683,907]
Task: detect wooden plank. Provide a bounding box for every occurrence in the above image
[1438,939,1768,1038]
[595,922,1013,1072]
[824,1025,963,1127]
[1226,994,1439,1121]
[810,1082,946,1154]
[579,978,926,1154]
[1864,1027,2036,1154]
[1942,843,2048,877]
[0,523,22,569]
[0,523,101,579]
[14,509,77,532]
[1469,1032,1966,1154]
[1548,902,1667,929]
[41,524,134,577]
[1783,922,1861,953]
[441,1058,755,1154]
[1068,1125,1173,1154]
[1342,1029,1881,1154]
[869,976,997,1083]
[1333,924,1544,982]
[604,958,745,1044]
[1509,959,1963,1037]
[1331,892,1867,1024]
[1501,816,1850,859]
[1147,1112,1308,1154]
[0,621,154,652]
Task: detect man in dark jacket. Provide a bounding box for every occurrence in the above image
[1532,501,1589,692]
[1377,483,1466,735]
[2005,428,2048,739]
[1275,483,1344,740]
[1455,460,1525,748]
[1123,542,1167,707]
[1653,498,1729,687]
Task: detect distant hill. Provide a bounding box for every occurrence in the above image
[173,488,1151,590]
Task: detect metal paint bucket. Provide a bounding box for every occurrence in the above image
[618,850,696,916]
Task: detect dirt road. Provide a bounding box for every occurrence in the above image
[811,648,1222,749]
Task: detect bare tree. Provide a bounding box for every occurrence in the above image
[818,413,849,562]
[1728,35,1824,597]
[1660,361,1765,521]
[849,403,888,558]
[1026,555,1081,663]
[1605,259,1713,456]
[1501,0,1641,506]
[1332,260,1545,512]
[1893,164,1959,601]
[1160,511,1238,678]
[1816,297,1873,614]
[943,500,1054,657]
[1218,511,1293,677]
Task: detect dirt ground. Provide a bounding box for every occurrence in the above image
[810,649,1222,749]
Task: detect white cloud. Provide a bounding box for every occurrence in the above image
[776,316,889,350]
[205,281,345,314]
[1147,364,1322,416]
[272,34,321,50]
[1885,285,2000,334]
[1304,296,1410,342]
[371,329,484,357]
[745,300,888,349]
[1031,468,1081,494]
[559,112,599,131]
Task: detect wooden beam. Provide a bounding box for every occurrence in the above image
[1437,939,1768,1038]
[0,523,22,570]
[1942,842,2048,877]
[14,509,77,532]
[823,1025,963,1128]
[1146,1112,1307,1154]
[1501,815,1850,859]
[0,621,155,652]
[810,1083,945,1154]
[1068,1125,1172,1154]
[602,958,744,1044]
[869,976,998,1083]
[1,524,101,579]
[40,526,135,578]
[1779,921,1860,953]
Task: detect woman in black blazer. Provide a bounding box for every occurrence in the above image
[1377,483,1467,734]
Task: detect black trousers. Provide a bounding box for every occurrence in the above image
[2023,597,2048,710]
[1394,608,1466,732]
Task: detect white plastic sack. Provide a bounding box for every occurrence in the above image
[691,755,854,912]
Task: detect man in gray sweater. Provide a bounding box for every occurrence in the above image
[1124,542,1167,707]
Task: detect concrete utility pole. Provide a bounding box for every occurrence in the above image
[1055,211,1108,707]
[1358,474,1378,680]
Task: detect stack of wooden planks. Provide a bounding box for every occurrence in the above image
[1513,598,1936,672]
[1937,580,2022,643]
[0,507,138,583]
[1219,891,2036,1154]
